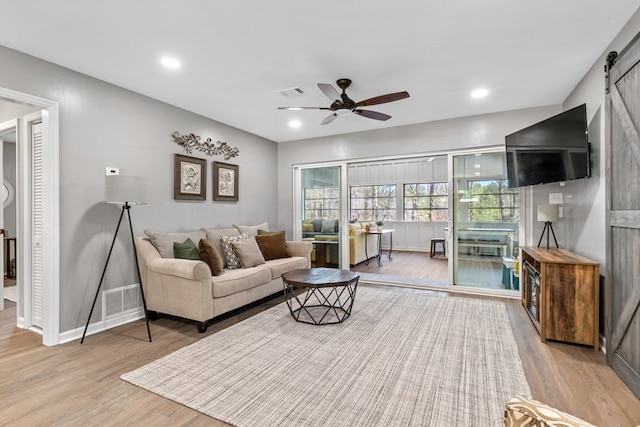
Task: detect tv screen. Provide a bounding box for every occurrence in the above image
[505,104,590,188]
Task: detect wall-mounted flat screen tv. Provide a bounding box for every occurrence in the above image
[505,104,590,188]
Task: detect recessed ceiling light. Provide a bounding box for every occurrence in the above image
[471,88,489,99]
[289,120,301,128]
[161,57,181,69]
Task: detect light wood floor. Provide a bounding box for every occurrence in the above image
[351,249,448,283]
[2,286,639,426]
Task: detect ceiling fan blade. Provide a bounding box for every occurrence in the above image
[318,83,341,102]
[354,109,392,121]
[320,113,338,125]
[278,106,332,110]
[355,91,410,107]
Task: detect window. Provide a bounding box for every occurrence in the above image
[304,187,339,219]
[350,185,396,221]
[404,182,449,221]
[467,179,518,222]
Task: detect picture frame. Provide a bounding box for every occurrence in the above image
[213,161,239,202]
[174,154,206,200]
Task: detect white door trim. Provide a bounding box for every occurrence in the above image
[0,87,60,346]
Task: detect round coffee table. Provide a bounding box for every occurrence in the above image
[282,268,360,325]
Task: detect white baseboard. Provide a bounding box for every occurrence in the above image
[59,308,144,344]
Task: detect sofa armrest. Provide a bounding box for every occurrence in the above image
[504,396,596,427]
[147,257,212,281]
[287,240,313,259]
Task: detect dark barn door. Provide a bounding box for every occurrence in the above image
[606,33,640,398]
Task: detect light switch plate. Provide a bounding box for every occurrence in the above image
[549,192,563,204]
[105,167,119,176]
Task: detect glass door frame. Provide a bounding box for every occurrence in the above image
[447,146,526,297]
[293,162,350,270]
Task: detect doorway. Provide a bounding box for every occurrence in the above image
[0,88,60,346]
[450,151,520,294]
[294,165,347,270]
[0,124,18,311]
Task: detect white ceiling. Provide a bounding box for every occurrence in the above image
[0,1,638,143]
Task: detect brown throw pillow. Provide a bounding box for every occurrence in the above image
[198,239,224,276]
[255,231,290,261]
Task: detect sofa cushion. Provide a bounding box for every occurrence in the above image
[231,238,266,268]
[173,238,201,260]
[265,256,310,280]
[198,239,224,276]
[210,266,272,298]
[255,231,290,260]
[302,223,314,232]
[321,219,336,233]
[202,228,241,267]
[220,233,249,270]
[233,222,269,237]
[145,229,207,258]
[349,222,361,233]
[311,219,323,232]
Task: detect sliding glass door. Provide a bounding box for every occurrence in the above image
[295,165,346,270]
[450,151,520,292]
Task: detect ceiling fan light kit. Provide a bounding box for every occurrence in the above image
[278,78,409,125]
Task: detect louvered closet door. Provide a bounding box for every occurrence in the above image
[32,121,43,327]
[606,33,640,398]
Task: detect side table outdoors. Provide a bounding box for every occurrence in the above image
[364,229,394,266]
[282,268,360,325]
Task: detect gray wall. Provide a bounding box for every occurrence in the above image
[277,105,560,238]
[0,45,278,333]
[555,7,640,267]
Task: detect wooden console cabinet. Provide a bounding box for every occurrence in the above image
[520,246,599,350]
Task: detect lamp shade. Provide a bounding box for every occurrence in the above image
[537,204,559,222]
[105,175,147,205]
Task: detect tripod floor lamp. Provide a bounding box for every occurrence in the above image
[537,204,560,249]
[81,175,152,343]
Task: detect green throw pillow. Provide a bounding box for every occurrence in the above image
[173,238,201,260]
[257,229,278,235]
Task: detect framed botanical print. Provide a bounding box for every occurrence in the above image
[213,161,239,202]
[174,154,206,200]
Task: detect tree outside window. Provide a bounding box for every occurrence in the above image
[304,187,339,219]
[467,179,518,222]
[350,185,396,221]
[404,182,449,221]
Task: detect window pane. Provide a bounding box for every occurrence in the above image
[304,187,339,219]
[466,179,519,222]
[349,185,396,221]
[403,182,449,222]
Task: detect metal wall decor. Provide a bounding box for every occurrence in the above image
[171,131,239,160]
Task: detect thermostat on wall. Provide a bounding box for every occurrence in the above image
[105,167,119,176]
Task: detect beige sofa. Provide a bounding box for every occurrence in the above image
[135,227,312,333]
[504,395,596,426]
[311,221,381,266]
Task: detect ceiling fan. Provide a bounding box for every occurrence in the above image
[278,78,410,125]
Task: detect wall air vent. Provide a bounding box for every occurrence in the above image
[278,87,306,97]
[102,284,141,319]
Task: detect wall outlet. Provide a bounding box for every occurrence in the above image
[105,167,119,176]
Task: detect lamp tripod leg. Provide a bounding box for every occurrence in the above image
[81,206,126,344]
[549,222,559,248]
[537,222,548,248]
[126,204,152,342]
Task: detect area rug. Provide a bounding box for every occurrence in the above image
[121,286,530,426]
